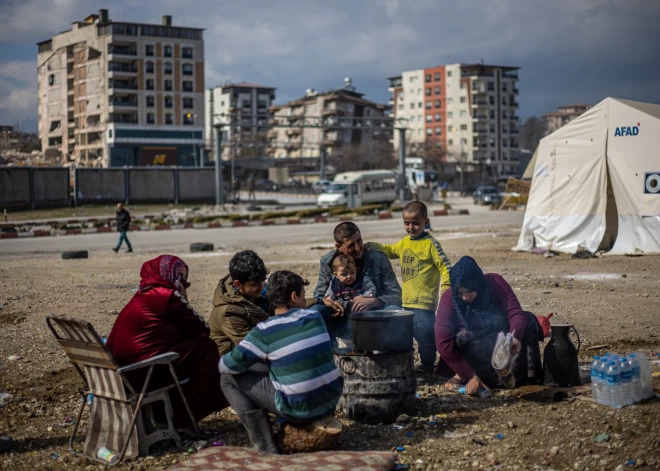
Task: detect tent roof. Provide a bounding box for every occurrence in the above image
[613,98,660,120]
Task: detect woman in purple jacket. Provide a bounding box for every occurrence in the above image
[434,256,543,395]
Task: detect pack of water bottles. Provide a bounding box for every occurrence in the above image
[590,352,654,408]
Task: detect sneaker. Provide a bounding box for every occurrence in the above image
[0,434,12,453]
[126,249,133,253]
[112,248,119,253]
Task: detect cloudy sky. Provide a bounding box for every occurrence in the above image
[1,0,658,132]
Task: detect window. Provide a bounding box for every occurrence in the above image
[434,87,440,95]
[460,110,467,117]
[489,95,495,105]
[489,139,496,147]
[410,116,415,122]
[460,82,466,89]
[490,125,495,133]
[164,79,172,91]
[418,115,422,121]
[409,76,414,83]
[182,80,193,92]
[502,126,508,133]
[426,115,432,122]
[182,63,193,75]
[503,138,508,147]
[398,104,404,111]
[447,70,452,77]
[146,61,154,73]
[165,113,173,124]
[447,111,453,118]
[435,100,441,108]
[425,74,431,82]
[447,125,453,132]
[398,92,404,101]
[146,112,155,124]
[48,74,55,86]
[183,113,194,125]
[146,79,154,90]
[434,114,441,121]
[461,138,467,145]
[434,72,440,81]
[257,99,267,109]
[145,44,154,56]
[489,110,495,119]
[418,102,423,108]
[410,103,415,110]
[164,45,172,57]
[425,88,431,96]
[502,110,508,119]
[425,102,431,109]
[164,62,172,74]
[490,152,496,159]
[448,139,453,145]
[164,96,173,108]
[502,83,508,92]
[183,97,193,108]
[460,124,468,131]
[460,96,466,103]
[502,97,508,105]
[487,81,494,91]
[417,88,421,95]
[447,98,453,105]
[435,141,441,148]
[417,129,422,135]
[146,95,155,107]
[435,127,441,135]
[426,128,432,136]
[182,47,193,59]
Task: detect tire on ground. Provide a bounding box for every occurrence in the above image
[61,250,89,260]
[190,243,214,253]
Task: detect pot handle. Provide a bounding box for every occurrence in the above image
[570,326,581,352]
[339,357,356,375]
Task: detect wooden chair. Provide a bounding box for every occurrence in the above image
[46,315,200,466]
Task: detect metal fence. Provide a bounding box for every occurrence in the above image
[1,167,220,209]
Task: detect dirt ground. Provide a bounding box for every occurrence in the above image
[0,226,659,470]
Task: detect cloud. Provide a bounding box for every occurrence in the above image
[0,61,37,86]
[0,0,658,127]
[0,60,38,124]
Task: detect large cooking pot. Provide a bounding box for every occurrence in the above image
[351,310,414,352]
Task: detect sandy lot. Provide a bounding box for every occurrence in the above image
[0,224,658,470]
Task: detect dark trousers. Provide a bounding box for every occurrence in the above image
[220,370,309,424]
[408,308,437,368]
[115,231,132,251]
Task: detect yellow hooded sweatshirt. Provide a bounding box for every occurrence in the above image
[370,233,452,311]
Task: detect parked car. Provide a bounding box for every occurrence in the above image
[312,179,332,194]
[255,179,280,192]
[473,186,502,205]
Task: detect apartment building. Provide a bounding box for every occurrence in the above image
[205,83,276,159]
[37,10,205,167]
[388,63,520,176]
[544,103,591,135]
[268,79,391,159]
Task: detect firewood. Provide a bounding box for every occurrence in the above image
[277,416,343,453]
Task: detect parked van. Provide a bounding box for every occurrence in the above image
[316,170,398,208]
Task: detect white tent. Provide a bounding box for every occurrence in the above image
[516,98,660,254]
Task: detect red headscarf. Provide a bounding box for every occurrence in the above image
[139,255,190,292]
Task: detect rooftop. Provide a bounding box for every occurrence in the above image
[220,82,276,91]
[558,103,591,109]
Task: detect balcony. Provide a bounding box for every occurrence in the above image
[503,70,518,79]
[286,127,302,136]
[462,70,494,78]
[510,101,519,108]
[472,100,488,108]
[513,87,519,94]
[108,44,137,57]
[110,95,138,108]
[510,129,519,134]
[108,62,137,74]
[322,108,345,116]
[473,141,488,148]
[109,113,138,124]
[473,127,489,135]
[510,116,519,121]
[473,114,488,122]
[108,79,137,91]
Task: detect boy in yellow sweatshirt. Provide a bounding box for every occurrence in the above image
[369,201,452,374]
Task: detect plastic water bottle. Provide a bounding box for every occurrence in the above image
[634,351,654,400]
[590,356,602,403]
[619,358,633,406]
[627,354,642,402]
[598,357,610,405]
[605,361,623,408]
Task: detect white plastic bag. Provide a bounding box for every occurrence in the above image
[491,331,518,389]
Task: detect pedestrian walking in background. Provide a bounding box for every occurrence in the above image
[232,179,241,202]
[113,202,133,253]
[247,177,256,201]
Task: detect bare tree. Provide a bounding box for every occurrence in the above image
[329,142,396,173]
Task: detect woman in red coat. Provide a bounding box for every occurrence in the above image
[435,256,543,395]
[107,255,227,427]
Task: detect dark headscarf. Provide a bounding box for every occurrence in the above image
[450,256,493,328]
[139,255,190,292]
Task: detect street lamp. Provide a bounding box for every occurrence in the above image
[452,127,465,194]
[186,113,199,166]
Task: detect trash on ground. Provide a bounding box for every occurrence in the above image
[0,393,13,407]
[496,434,505,440]
[396,446,405,452]
[594,433,610,443]
[7,355,22,361]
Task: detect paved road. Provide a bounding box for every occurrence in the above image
[0,210,525,257]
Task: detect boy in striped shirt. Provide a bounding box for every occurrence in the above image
[219,270,343,453]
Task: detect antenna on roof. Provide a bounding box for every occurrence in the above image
[480,58,484,65]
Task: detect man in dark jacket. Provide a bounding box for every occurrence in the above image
[112,202,133,253]
[312,222,402,346]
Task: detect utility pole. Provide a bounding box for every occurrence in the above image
[398,128,407,201]
[319,144,327,181]
[214,125,224,205]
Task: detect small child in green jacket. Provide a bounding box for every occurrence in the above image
[369,201,452,374]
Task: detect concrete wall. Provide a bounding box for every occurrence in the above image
[178,168,214,201]
[0,168,31,205]
[33,168,70,203]
[76,168,125,202]
[128,168,174,201]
